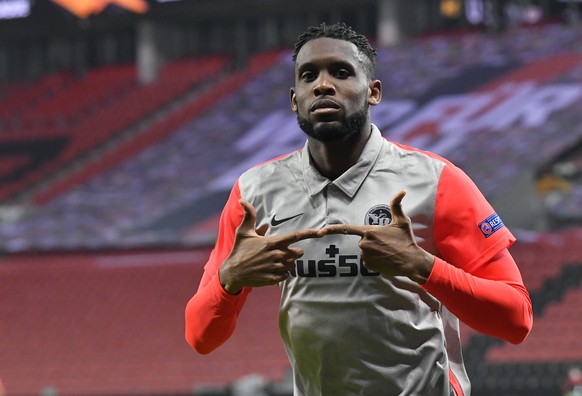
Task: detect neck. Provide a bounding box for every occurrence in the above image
[308,124,372,180]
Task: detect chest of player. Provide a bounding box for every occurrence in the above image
[255,173,438,258]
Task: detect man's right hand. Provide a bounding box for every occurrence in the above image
[219,199,323,294]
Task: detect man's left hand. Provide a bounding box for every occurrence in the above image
[320,190,434,284]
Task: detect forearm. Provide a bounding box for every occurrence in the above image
[185,273,249,354]
[423,254,533,344]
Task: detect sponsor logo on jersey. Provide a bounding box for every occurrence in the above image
[289,244,380,278]
[365,204,392,226]
[478,213,504,238]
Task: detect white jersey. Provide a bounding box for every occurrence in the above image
[236,125,484,395]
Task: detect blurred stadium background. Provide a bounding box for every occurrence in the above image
[0,0,582,395]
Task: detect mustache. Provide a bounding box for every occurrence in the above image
[310,98,341,112]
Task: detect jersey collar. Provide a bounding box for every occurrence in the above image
[301,124,384,198]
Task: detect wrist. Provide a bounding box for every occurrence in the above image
[411,251,435,285]
[218,266,242,295]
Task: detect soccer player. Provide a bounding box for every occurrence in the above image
[185,22,533,395]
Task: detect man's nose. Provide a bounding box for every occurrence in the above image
[313,73,335,96]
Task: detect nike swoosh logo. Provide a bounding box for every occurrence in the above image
[270,213,303,227]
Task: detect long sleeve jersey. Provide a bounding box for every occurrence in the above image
[185,125,533,396]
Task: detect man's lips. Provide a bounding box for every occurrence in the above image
[310,99,341,113]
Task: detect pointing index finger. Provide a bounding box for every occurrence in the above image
[271,228,324,245]
[320,224,367,237]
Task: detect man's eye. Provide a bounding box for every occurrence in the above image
[335,69,350,79]
[301,71,315,81]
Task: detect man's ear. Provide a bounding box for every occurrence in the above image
[368,80,382,106]
[290,87,298,112]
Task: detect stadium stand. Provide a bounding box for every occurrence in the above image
[0,248,291,395]
[2,23,582,253]
[30,50,285,207]
[488,287,582,362]
[0,55,232,202]
[1,21,582,396]
[0,73,73,120]
[462,227,582,396]
[536,140,582,228]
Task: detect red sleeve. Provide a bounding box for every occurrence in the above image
[184,181,252,354]
[433,163,516,271]
[423,163,533,344]
[423,252,533,344]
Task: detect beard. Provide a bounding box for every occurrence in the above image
[297,107,368,143]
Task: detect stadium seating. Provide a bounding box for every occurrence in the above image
[2,23,582,253]
[31,50,285,206]
[461,227,582,396]
[0,73,73,119]
[0,248,290,395]
[0,55,231,202]
[485,231,582,363]
[487,287,582,362]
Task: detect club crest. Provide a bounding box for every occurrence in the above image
[365,204,392,226]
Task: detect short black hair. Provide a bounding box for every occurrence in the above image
[292,22,377,78]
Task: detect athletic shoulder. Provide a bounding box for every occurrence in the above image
[240,148,303,181]
[385,139,454,167]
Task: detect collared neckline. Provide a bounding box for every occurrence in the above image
[301,124,385,197]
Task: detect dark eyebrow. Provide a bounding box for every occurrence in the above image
[296,59,356,76]
[296,62,315,76]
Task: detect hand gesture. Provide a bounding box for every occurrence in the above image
[320,190,434,284]
[219,199,323,294]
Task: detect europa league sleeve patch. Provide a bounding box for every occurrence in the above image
[478,213,505,238]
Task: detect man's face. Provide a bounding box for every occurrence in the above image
[290,37,381,142]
